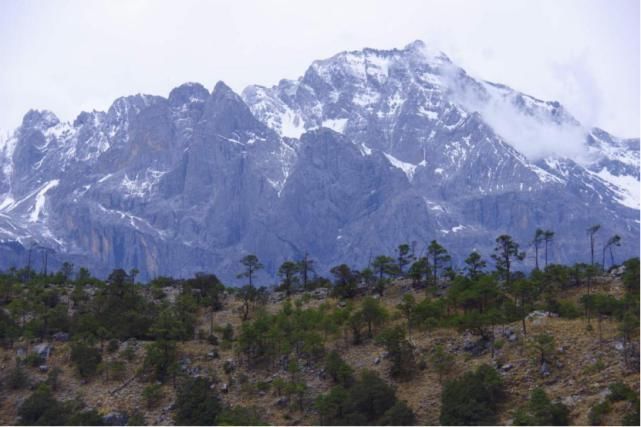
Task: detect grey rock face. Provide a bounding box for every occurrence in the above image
[0,41,638,283]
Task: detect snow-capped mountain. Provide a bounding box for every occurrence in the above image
[0,41,638,282]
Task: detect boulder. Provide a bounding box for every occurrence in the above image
[562,395,581,407]
[374,357,381,365]
[539,361,551,377]
[33,343,52,360]
[102,411,129,426]
[609,265,625,277]
[463,337,490,356]
[526,310,558,320]
[52,332,70,342]
[38,365,49,373]
[274,397,288,408]
[500,363,513,372]
[311,288,329,300]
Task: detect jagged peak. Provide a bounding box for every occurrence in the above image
[21,109,60,130]
[212,81,237,98]
[168,82,209,106]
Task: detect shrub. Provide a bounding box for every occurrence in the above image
[66,409,104,425]
[120,346,136,362]
[430,345,454,383]
[46,367,62,391]
[174,377,222,425]
[71,341,102,378]
[608,382,636,402]
[315,370,414,425]
[143,384,164,408]
[107,339,120,353]
[622,405,640,426]
[379,400,417,426]
[128,410,146,426]
[217,406,267,425]
[142,340,177,383]
[24,353,44,367]
[588,400,611,425]
[440,364,504,425]
[7,362,29,390]
[17,384,66,425]
[513,388,569,426]
[376,326,416,380]
[324,350,354,387]
[222,323,234,342]
[101,361,127,382]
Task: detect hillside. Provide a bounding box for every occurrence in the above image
[0,256,639,426]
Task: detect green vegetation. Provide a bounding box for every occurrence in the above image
[439,364,504,425]
[316,370,416,425]
[17,384,103,426]
[513,388,569,425]
[0,232,638,426]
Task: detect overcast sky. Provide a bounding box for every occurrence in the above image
[0,0,639,137]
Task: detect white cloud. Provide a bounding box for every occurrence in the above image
[444,65,590,160]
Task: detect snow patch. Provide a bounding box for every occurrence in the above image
[384,153,417,182]
[29,180,59,222]
[593,168,640,209]
[321,118,348,134]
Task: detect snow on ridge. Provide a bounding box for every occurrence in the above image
[29,179,60,222]
[383,152,417,182]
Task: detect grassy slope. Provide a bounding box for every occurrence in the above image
[0,278,638,425]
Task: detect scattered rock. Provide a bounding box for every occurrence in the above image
[609,265,625,277]
[613,341,624,351]
[562,395,581,407]
[16,347,27,358]
[500,363,513,372]
[274,397,288,408]
[270,291,287,303]
[539,361,551,377]
[463,337,490,356]
[221,383,229,393]
[52,332,70,342]
[374,357,381,365]
[311,288,329,300]
[102,411,129,426]
[33,343,52,360]
[598,388,612,399]
[38,365,49,373]
[526,310,558,320]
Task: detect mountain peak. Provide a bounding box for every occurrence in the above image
[168,82,209,107]
[21,109,60,130]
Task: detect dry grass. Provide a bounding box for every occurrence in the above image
[0,278,638,425]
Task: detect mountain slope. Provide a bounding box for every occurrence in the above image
[0,41,638,282]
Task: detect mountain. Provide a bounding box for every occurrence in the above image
[0,41,638,282]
